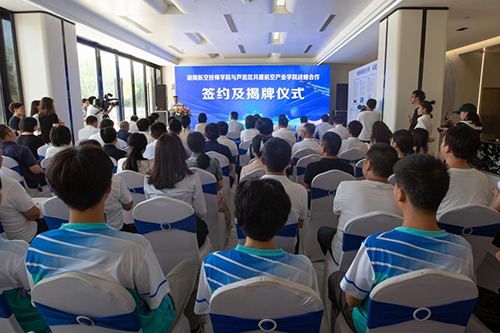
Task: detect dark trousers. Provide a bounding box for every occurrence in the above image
[318,226,337,256]
[328,271,357,332]
[196,217,209,248]
[473,286,500,331]
[36,219,49,235]
[121,223,138,233]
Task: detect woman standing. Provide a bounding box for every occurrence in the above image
[30,100,41,136]
[38,97,62,144]
[415,100,435,142]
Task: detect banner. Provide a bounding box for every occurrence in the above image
[348,61,378,123]
[175,65,330,128]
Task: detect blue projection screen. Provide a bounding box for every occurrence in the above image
[174,65,330,128]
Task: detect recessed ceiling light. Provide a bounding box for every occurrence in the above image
[272,32,280,40]
[456,27,469,32]
[276,0,286,6]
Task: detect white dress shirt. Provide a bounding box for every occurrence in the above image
[414,114,434,138]
[315,122,334,140]
[261,174,308,222]
[339,137,369,154]
[273,128,297,147]
[88,133,127,150]
[218,136,238,157]
[240,128,259,143]
[228,120,244,133]
[328,124,349,140]
[78,125,99,141]
[292,138,320,156]
[143,140,157,160]
[129,121,139,133]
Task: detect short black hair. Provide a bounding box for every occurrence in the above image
[235,179,291,242]
[230,111,238,120]
[150,112,160,120]
[147,116,156,125]
[262,137,291,172]
[444,125,481,160]
[78,139,101,148]
[130,115,138,122]
[46,146,113,211]
[205,123,220,140]
[151,122,167,139]
[256,117,273,135]
[393,154,449,214]
[393,129,414,154]
[100,127,117,144]
[217,121,229,136]
[303,123,315,136]
[366,99,377,109]
[88,96,96,104]
[300,115,308,123]
[278,117,289,128]
[50,125,72,147]
[100,119,114,129]
[412,90,426,102]
[181,115,191,129]
[321,114,329,123]
[19,117,37,132]
[169,119,182,134]
[173,95,178,99]
[366,143,398,178]
[137,118,151,131]
[86,116,97,126]
[82,98,88,103]
[245,115,255,129]
[198,113,207,123]
[347,120,363,137]
[9,102,23,112]
[333,116,344,125]
[321,132,342,156]
[251,134,269,158]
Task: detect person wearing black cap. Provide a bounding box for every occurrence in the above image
[454,103,483,135]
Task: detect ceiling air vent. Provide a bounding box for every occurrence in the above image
[237,45,246,54]
[118,16,152,34]
[168,45,184,54]
[304,44,313,54]
[223,14,238,33]
[319,14,336,32]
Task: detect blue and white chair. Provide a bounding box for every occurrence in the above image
[191,168,227,251]
[295,154,322,187]
[42,196,70,229]
[238,140,252,167]
[303,170,354,261]
[0,290,23,332]
[226,130,240,141]
[0,222,6,239]
[133,196,212,275]
[109,157,118,174]
[37,144,50,161]
[338,148,366,171]
[116,171,146,228]
[355,158,365,179]
[240,168,265,182]
[0,166,25,188]
[40,156,52,172]
[2,156,23,178]
[334,269,478,333]
[292,148,321,183]
[323,211,403,327]
[207,151,230,200]
[209,276,323,333]
[438,204,500,272]
[388,174,396,185]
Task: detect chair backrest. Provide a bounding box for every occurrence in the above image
[238,140,252,166]
[206,151,230,198]
[0,221,5,239]
[366,269,478,333]
[240,168,265,182]
[116,171,147,226]
[292,148,321,180]
[109,157,118,173]
[1,156,23,178]
[133,196,200,274]
[0,166,25,188]
[355,158,365,178]
[31,272,142,333]
[40,156,53,172]
[338,211,403,272]
[438,204,500,272]
[190,168,226,251]
[388,174,396,185]
[209,276,323,333]
[0,289,23,332]
[226,131,240,140]
[338,148,366,170]
[37,144,50,161]
[42,196,70,229]
[295,154,322,185]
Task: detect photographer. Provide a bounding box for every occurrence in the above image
[86,95,115,125]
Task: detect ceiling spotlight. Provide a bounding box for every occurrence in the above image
[272,32,280,40]
[276,0,286,6]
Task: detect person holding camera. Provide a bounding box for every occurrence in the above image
[357,99,380,143]
[86,95,114,126]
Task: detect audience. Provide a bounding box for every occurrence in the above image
[144,121,167,160]
[329,115,349,140]
[150,112,160,123]
[26,145,199,333]
[338,120,369,154]
[437,125,490,217]
[137,118,153,144]
[317,143,401,263]
[15,117,45,160]
[273,114,292,132]
[240,134,268,179]
[295,115,308,138]
[129,115,139,133]
[187,132,223,191]
[89,119,127,149]
[217,121,238,158]
[117,132,153,175]
[205,123,234,172]
[180,115,194,140]
[304,132,353,188]
[227,111,243,133]
[147,115,156,127]
[144,133,208,247]
[101,127,127,161]
[414,100,435,141]
[256,117,273,137]
[117,120,131,142]
[195,178,318,314]
[78,115,99,140]
[196,113,207,133]
[38,97,62,144]
[292,123,319,156]
[0,125,47,192]
[241,115,259,142]
[409,89,426,132]
[391,129,414,159]
[314,114,334,140]
[357,99,380,142]
[330,154,473,333]
[273,116,296,147]
[0,147,45,242]
[45,125,71,159]
[8,102,24,135]
[413,128,429,154]
[169,118,191,157]
[369,120,393,145]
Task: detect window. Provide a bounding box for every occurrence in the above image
[100,51,119,126]
[146,66,155,115]
[77,44,98,99]
[2,19,20,103]
[119,57,133,121]
[156,68,162,85]
[133,61,145,118]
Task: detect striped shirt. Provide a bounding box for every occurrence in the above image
[25,223,175,333]
[195,244,319,314]
[340,227,473,333]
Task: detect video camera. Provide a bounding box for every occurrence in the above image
[357,104,367,112]
[95,93,119,111]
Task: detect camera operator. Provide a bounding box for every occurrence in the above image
[86,95,115,125]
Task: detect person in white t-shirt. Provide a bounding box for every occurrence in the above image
[227,111,244,133]
[78,115,99,141]
[129,115,139,133]
[414,100,436,142]
[273,117,296,147]
[328,115,349,140]
[88,119,127,149]
[105,174,133,231]
[45,125,72,159]
[317,143,401,263]
[292,123,320,156]
[338,120,369,154]
[273,114,292,132]
[143,122,167,160]
[240,115,259,143]
[437,125,491,217]
[295,115,309,140]
[217,121,238,158]
[357,99,380,142]
[137,118,153,144]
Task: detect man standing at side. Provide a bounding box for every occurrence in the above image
[357,99,379,143]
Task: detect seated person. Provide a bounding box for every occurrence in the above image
[204,123,234,172]
[330,154,473,333]
[180,115,194,141]
[227,111,244,133]
[292,123,319,156]
[144,133,208,247]
[304,132,353,189]
[45,125,71,159]
[137,118,153,144]
[187,132,223,192]
[273,114,292,132]
[295,115,308,139]
[117,121,131,142]
[328,116,349,140]
[369,121,392,145]
[317,143,401,262]
[314,114,334,140]
[195,113,207,133]
[144,122,167,160]
[217,121,238,158]
[194,178,319,314]
[437,125,490,217]
[273,116,296,147]
[261,138,308,231]
[240,134,268,179]
[169,119,191,157]
[78,115,99,140]
[240,115,259,142]
[89,119,127,149]
[129,115,139,133]
[256,117,273,137]
[101,127,127,161]
[338,120,368,154]
[16,117,45,160]
[391,129,414,159]
[0,125,47,191]
[117,133,153,175]
[26,146,200,333]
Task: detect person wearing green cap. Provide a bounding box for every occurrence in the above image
[453,103,483,135]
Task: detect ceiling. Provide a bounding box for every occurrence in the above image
[0,0,499,66]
